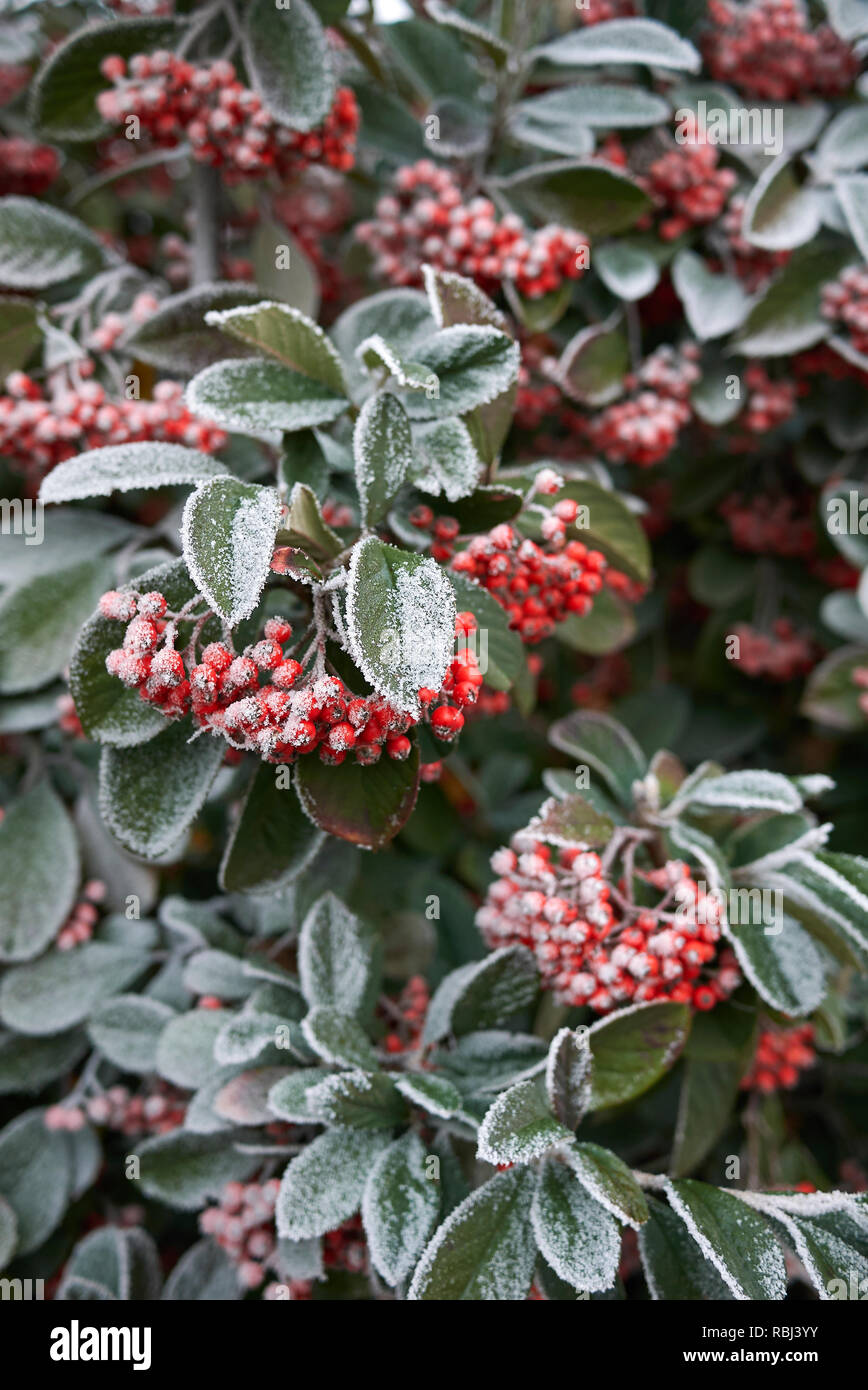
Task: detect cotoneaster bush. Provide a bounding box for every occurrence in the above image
[0,0,867,1304]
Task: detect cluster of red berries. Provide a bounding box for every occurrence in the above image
[158,230,253,290]
[86,291,160,354]
[450,522,608,645]
[741,1024,816,1093]
[45,1081,186,1136]
[56,880,106,951]
[96,54,359,181]
[0,368,226,485]
[100,591,485,763]
[821,266,868,360]
[732,619,817,680]
[721,195,790,290]
[642,120,737,241]
[705,0,858,100]
[380,975,429,1054]
[265,1218,368,1299]
[0,136,60,196]
[356,160,588,300]
[200,1179,281,1290]
[478,842,742,1014]
[730,363,798,441]
[720,493,816,560]
[582,345,701,467]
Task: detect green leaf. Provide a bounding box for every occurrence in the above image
[533,18,701,71]
[425,0,511,64]
[835,173,868,261]
[410,417,482,502]
[0,782,78,963]
[816,107,868,172]
[732,244,850,356]
[566,1142,649,1228]
[357,334,440,393]
[0,296,40,378]
[422,266,509,333]
[513,84,669,148]
[31,15,180,141]
[0,1030,89,1097]
[638,1194,734,1299]
[588,1001,691,1110]
[672,250,749,340]
[137,1131,259,1211]
[394,1072,464,1118]
[276,1126,391,1239]
[69,558,196,749]
[298,893,380,1020]
[268,1068,335,1123]
[99,717,225,859]
[671,1005,758,1177]
[548,709,646,804]
[408,1166,537,1300]
[207,301,347,395]
[594,242,660,302]
[0,1111,71,1255]
[362,1131,440,1285]
[354,391,414,526]
[162,1238,241,1300]
[301,1005,377,1070]
[278,481,343,560]
[423,946,538,1044]
[556,585,636,656]
[545,1027,592,1128]
[88,995,175,1075]
[530,794,615,850]
[723,910,825,1015]
[762,1198,868,1298]
[0,942,149,1036]
[307,1069,406,1129]
[664,1180,787,1300]
[0,557,111,695]
[432,1031,547,1097]
[447,570,524,692]
[404,326,520,421]
[40,443,228,505]
[743,156,820,251]
[532,1158,621,1292]
[186,358,348,434]
[346,536,455,715]
[681,769,803,813]
[477,1078,573,1165]
[295,742,421,849]
[0,197,106,289]
[0,1195,16,1272]
[155,1009,228,1089]
[243,0,334,131]
[182,475,280,626]
[331,288,435,402]
[124,282,265,375]
[556,320,629,405]
[495,161,652,237]
[219,762,324,894]
[525,476,651,584]
[57,1226,162,1301]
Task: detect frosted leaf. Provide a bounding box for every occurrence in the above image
[243,0,334,131]
[307,1069,406,1129]
[99,719,225,859]
[267,1068,334,1123]
[587,1000,690,1110]
[0,1112,71,1255]
[345,536,455,717]
[0,196,106,289]
[40,443,229,505]
[206,301,347,395]
[432,1030,547,1095]
[722,910,825,1015]
[408,1166,537,1301]
[667,820,729,897]
[639,1195,734,1300]
[532,1157,621,1292]
[0,782,78,963]
[545,1027,592,1129]
[162,1238,242,1300]
[564,1141,649,1229]
[214,1011,305,1067]
[402,325,521,421]
[276,1126,391,1240]
[301,1005,378,1070]
[533,17,701,72]
[772,851,868,960]
[476,1077,573,1165]
[741,1199,868,1300]
[548,710,647,804]
[124,281,263,375]
[356,334,439,394]
[298,893,380,1019]
[155,1009,227,1090]
[0,942,149,1037]
[745,1189,868,1219]
[425,0,511,64]
[422,264,511,333]
[181,476,280,626]
[664,1178,787,1301]
[528,794,614,851]
[422,947,538,1045]
[137,1130,259,1211]
[362,1132,440,1286]
[353,392,414,527]
[394,1072,463,1119]
[684,770,804,813]
[273,1236,323,1284]
[410,417,483,502]
[729,822,833,877]
[182,949,252,1001]
[88,995,175,1076]
[329,288,435,402]
[186,357,348,435]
